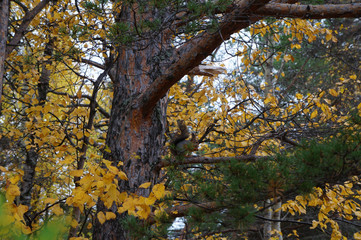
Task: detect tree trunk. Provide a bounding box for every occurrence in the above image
[92,6,168,239]
[20,38,52,227]
[92,50,168,239]
[0,0,9,108]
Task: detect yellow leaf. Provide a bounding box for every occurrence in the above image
[358,102,361,110]
[295,93,303,100]
[63,155,74,164]
[22,225,32,235]
[15,204,28,222]
[136,205,151,219]
[71,219,78,228]
[0,166,7,172]
[105,211,116,220]
[145,194,157,205]
[310,110,318,119]
[97,212,106,225]
[9,175,21,184]
[87,223,92,230]
[329,89,338,97]
[118,171,128,180]
[76,131,83,139]
[52,204,63,216]
[76,90,82,99]
[44,198,57,204]
[350,74,357,80]
[70,170,83,177]
[326,33,332,42]
[310,220,319,229]
[139,182,151,188]
[344,182,353,189]
[284,54,294,62]
[354,232,361,240]
[6,184,20,202]
[152,184,165,200]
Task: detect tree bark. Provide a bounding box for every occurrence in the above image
[0,0,9,108]
[20,37,53,227]
[257,3,361,19]
[92,4,170,239]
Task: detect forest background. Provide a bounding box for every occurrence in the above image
[1,0,361,239]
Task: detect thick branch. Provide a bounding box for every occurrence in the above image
[80,58,105,70]
[159,155,267,168]
[138,2,361,116]
[6,0,51,56]
[256,3,361,19]
[138,0,271,116]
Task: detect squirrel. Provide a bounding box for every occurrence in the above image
[170,120,198,157]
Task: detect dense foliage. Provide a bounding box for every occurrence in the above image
[0,0,361,239]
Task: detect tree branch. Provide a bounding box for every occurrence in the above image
[80,58,105,70]
[137,2,361,117]
[256,3,361,19]
[159,155,267,168]
[6,0,51,56]
[138,0,271,117]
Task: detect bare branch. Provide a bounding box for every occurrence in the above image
[81,58,105,70]
[159,155,267,168]
[256,3,361,19]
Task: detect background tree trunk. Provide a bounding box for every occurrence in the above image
[0,0,9,107]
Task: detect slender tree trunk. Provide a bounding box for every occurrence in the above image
[264,199,273,239]
[273,200,282,240]
[0,0,9,108]
[262,34,283,240]
[20,39,53,227]
[264,35,275,98]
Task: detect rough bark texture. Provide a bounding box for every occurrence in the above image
[20,148,38,208]
[92,5,169,239]
[0,0,9,107]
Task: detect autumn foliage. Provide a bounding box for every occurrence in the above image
[1,0,361,239]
